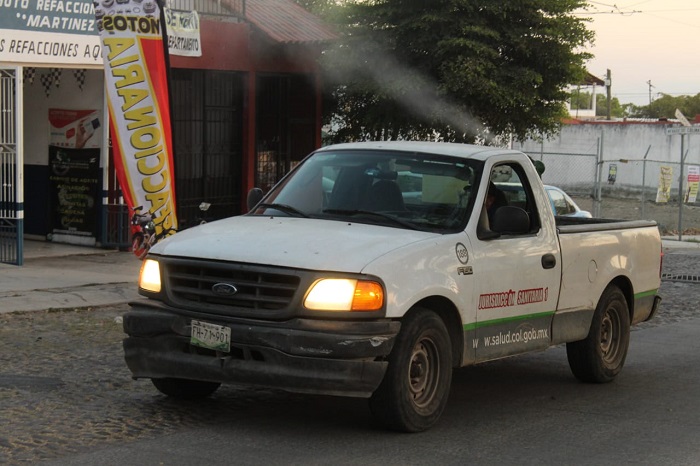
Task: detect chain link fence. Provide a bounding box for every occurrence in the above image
[515,131,700,234]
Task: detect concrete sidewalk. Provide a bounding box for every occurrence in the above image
[1,236,699,314]
[661,235,700,250]
[0,241,144,314]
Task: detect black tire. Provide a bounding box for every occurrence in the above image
[566,285,630,383]
[151,378,221,399]
[369,308,452,432]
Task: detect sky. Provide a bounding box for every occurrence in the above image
[579,0,700,106]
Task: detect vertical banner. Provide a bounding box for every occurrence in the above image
[607,163,617,185]
[686,166,700,204]
[656,166,673,203]
[96,0,178,239]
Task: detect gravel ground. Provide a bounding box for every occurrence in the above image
[573,195,700,234]
[0,305,300,464]
[638,248,700,329]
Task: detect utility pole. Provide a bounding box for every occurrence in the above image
[647,80,654,105]
[606,69,612,120]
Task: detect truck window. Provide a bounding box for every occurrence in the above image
[547,188,576,216]
[254,149,482,233]
[483,162,541,235]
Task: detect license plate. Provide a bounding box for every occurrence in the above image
[190,320,231,352]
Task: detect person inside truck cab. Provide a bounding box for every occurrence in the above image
[485,182,507,222]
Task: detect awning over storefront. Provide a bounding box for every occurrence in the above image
[231,0,337,43]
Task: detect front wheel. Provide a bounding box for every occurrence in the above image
[369,308,452,432]
[566,285,630,383]
[132,233,147,259]
[151,378,221,399]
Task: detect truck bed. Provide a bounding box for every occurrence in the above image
[555,216,658,234]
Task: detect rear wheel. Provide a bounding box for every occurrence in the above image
[151,378,221,399]
[369,308,452,432]
[567,285,630,383]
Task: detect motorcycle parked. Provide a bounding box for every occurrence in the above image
[131,203,209,258]
[196,202,211,224]
[130,206,158,260]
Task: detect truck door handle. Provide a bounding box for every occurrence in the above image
[541,254,556,269]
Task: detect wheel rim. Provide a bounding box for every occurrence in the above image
[408,335,440,408]
[600,307,622,364]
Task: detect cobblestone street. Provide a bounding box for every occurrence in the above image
[1,249,699,464]
[0,305,303,464]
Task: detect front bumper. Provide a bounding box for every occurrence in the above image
[122,303,400,398]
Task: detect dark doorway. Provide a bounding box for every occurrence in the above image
[255,74,316,192]
[171,69,244,226]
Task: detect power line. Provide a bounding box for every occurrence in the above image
[583,1,641,15]
[578,1,700,16]
[577,1,700,16]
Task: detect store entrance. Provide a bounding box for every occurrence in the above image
[0,67,23,265]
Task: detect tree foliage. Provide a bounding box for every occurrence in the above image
[317,0,594,143]
[595,94,628,118]
[569,90,627,118]
[293,0,344,19]
[630,93,700,120]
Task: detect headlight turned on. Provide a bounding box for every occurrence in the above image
[304,279,384,311]
[139,259,161,293]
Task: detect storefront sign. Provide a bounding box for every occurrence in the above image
[0,0,102,65]
[97,0,178,238]
[1,0,201,64]
[164,8,201,57]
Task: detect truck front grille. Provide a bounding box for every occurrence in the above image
[164,259,301,313]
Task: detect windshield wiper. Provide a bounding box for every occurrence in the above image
[322,209,419,230]
[257,203,310,218]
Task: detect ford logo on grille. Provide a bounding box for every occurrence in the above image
[212,283,238,296]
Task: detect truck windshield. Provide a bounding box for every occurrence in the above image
[250,149,482,233]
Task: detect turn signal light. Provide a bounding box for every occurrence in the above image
[304,279,384,311]
[352,280,384,311]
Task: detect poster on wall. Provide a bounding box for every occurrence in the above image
[48,146,100,244]
[49,108,102,149]
[686,166,700,204]
[48,109,102,245]
[164,8,202,57]
[656,166,673,203]
[96,0,179,243]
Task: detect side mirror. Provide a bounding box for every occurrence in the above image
[246,188,264,211]
[491,206,530,235]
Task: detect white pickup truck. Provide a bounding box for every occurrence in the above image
[123,141,662,432]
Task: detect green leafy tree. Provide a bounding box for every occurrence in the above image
[565,91,626,118]
[595,94,626,118]
[319,0,594,143]
[631,93,700,120]
[569,90,594,111]
[294,0,344,19]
